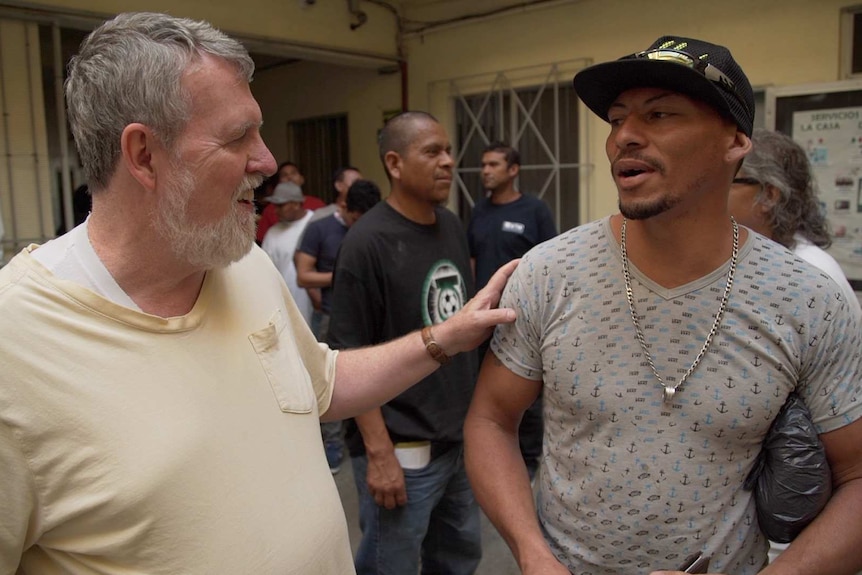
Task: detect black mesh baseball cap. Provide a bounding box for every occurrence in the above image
[573,36,754,137]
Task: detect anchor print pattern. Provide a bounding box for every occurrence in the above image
[492,218,862,575]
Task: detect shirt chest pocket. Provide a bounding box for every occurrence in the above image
[249,310,316,414]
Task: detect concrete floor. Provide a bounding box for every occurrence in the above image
[333,460,521,575]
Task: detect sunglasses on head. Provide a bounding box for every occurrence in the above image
[628,48,750,117]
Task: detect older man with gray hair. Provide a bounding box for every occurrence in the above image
[0,12,516,574]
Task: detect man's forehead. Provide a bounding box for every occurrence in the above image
[611,86,692,106]
[418,127,450,149]
[409,117,447,138]
[180,55,261,128]
[182,53,246,86]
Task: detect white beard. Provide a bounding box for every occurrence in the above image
[153,164,262,269]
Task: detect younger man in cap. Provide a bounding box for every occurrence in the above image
[464,36,862,575]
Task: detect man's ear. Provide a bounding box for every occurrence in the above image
[120,123,160,191]
[384,151,401,181]
[508,163,520,178]
[726,131,753,165]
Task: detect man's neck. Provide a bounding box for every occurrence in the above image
[281,209,308,224]
[610,211,745,289]
[88,208,207,318]
[489,186,521,205]
[386,193,437,225]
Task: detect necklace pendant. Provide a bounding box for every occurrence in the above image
[663,386,676,403]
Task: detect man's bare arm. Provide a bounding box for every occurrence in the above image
[753,418,862,575]
[295,251,332,289]
[353,408,408,509]
[464,354,570,574]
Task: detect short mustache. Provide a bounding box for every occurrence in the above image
[233,174,266,201]
[611,152,665,175]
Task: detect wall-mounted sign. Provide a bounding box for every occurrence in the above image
[768,81,862,290]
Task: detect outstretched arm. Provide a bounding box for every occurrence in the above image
[326,259,518,420]
[464,353,570,575]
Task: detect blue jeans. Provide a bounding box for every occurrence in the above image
[351,446,482,575]
[310,309,330,341]
[322,420,343,445]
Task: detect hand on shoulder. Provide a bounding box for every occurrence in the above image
[435,259,519,355]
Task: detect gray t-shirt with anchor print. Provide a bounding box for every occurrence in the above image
[491,216,862,575]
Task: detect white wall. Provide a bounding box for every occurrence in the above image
[252,61,399,192]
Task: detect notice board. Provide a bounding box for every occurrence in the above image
[766,80,862,291]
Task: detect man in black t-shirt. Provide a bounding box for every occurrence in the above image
[328,112,481,575]
[467,141,557,480]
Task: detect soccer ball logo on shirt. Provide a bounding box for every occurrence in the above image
[423,260,467,325]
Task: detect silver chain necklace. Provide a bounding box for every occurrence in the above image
[621,217,739,404]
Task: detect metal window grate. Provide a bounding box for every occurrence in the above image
[448,61,590,233]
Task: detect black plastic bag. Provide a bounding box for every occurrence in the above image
[742,393,832,543]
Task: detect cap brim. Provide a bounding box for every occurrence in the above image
[573,59,733,125]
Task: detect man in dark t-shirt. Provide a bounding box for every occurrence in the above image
[328,112,481,575]
[296,214,347,324]
[467,141,557,480]
[468,142,557,289]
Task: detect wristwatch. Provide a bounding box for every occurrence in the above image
[421,326,451,365]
